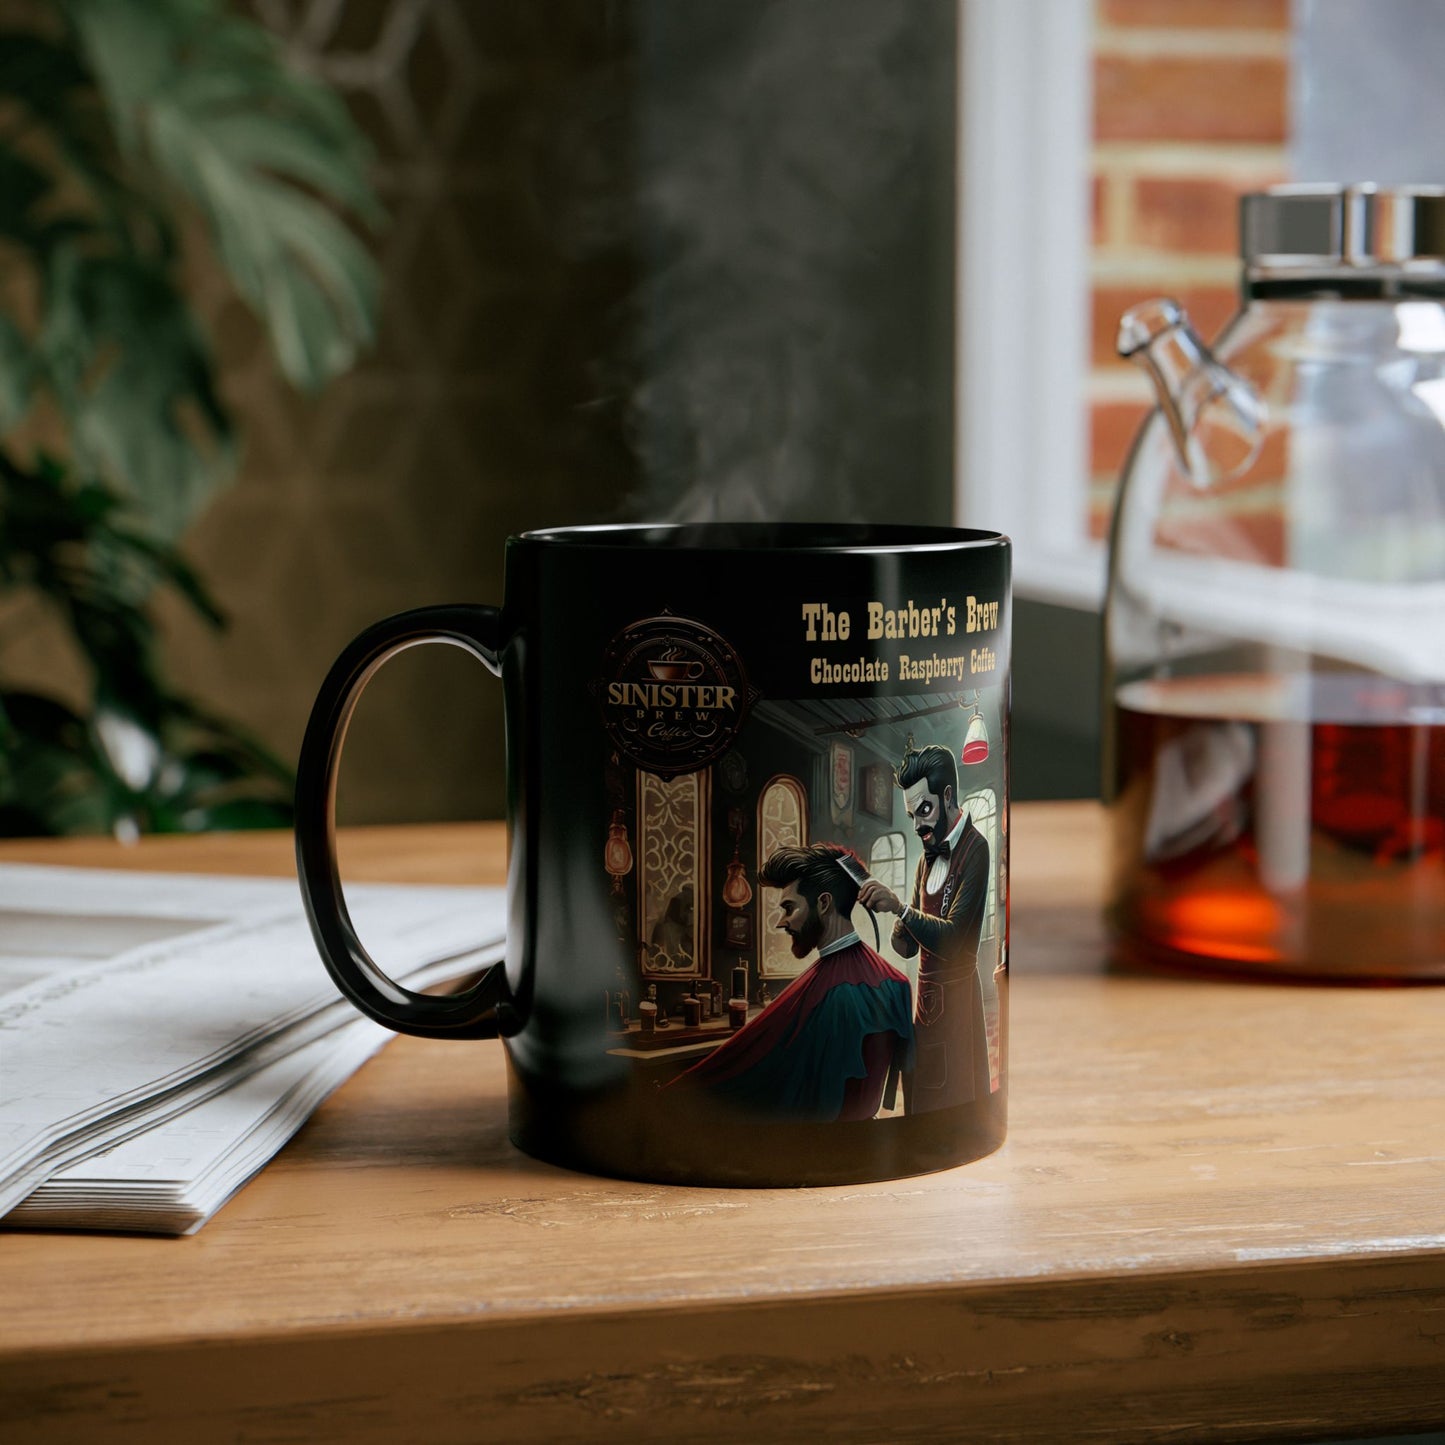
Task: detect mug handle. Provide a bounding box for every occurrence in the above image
[295,605,513,1040]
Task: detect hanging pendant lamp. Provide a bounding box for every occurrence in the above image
[961,707,990,765]
[721,812,753,908]
[604,809,634,894]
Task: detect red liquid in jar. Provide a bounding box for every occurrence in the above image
[1110,674,1445,979]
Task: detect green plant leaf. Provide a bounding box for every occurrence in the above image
[0,315,32,427]
[0,689,114,836]
[0,148,52,246]
[36,247,235,537]
[107,524,225,626]
[0,31,161,258]
[64,0,382,392]
[0,453,224,733]
[0,33,90,117]
[0,676,296,838]
[0,1,363,837]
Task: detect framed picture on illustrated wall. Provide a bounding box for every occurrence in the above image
[861,763,893,821]
[725,910,753,949]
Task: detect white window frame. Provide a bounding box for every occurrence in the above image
[960,787,999,942]
[956,0,1103,611]
[867,830,909,895]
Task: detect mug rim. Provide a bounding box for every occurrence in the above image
[515,522,1009,555]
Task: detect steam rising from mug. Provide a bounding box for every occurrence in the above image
[564,2,956,524]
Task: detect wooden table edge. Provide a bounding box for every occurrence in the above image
[6,1251,1445,1443]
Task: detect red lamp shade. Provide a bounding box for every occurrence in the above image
[961,710,990,765]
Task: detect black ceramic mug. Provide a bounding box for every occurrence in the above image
[296,523,1011,1186]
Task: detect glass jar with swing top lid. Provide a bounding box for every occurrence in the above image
[1106,184,1445,980]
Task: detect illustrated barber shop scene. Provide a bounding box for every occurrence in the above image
[600,690,1007,1125]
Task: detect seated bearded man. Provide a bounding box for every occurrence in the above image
[671,843,913,1122]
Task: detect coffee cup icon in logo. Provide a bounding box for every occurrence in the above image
[648,647,705,683]
[596,615,756,776]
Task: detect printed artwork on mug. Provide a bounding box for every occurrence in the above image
[598,618,1007,1127]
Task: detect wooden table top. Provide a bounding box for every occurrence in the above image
[2,802,1443,1444]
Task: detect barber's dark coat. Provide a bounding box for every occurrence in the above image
[891,815,992,1112]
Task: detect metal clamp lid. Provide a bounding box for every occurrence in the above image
[1241,184,1445,270]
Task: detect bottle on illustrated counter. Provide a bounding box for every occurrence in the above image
[731,961,748,1000]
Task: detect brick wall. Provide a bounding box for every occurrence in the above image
[1088,0,1290,538]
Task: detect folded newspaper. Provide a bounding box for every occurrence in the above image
[0,864,504,1235]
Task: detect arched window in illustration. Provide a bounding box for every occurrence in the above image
[867,831,908,896]
[960,787,999,941]
[637,770,711,979]
[757,774,809,978]
[867,829,917,982]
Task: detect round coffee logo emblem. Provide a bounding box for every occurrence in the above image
[596,613,755,776]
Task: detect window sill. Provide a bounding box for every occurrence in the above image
[1012,542,1107,613]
